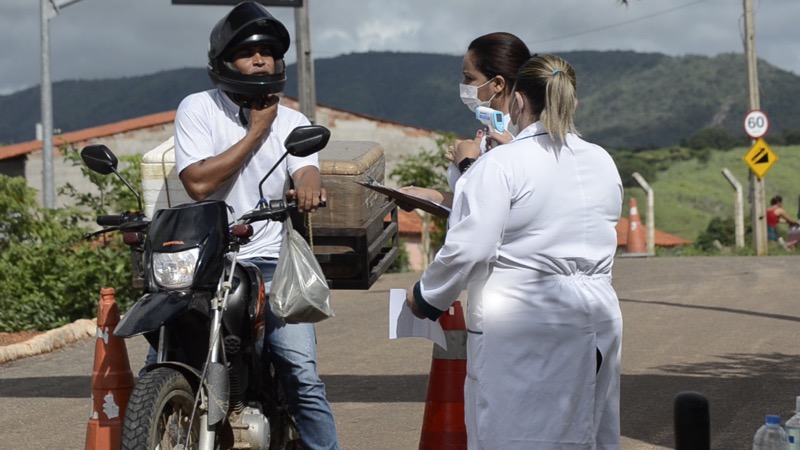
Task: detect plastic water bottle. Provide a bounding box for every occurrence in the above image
[786,397,800,450]
[753,415,789,450]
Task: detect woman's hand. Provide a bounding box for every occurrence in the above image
[395,186,445,211]
[405,284,426,319]
[445,143,456,162]
[398,186,444,203]
[485,129,514,151]
[454,130,483,163]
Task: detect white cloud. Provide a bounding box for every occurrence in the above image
[355,20,422,52]
[1,0,798,94]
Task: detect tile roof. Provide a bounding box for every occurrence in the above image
[0,110,176,160]
[615,217,692,247]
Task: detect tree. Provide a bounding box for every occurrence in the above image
[784,129,800,145]
[389,133,454,266]
[613,153,657,188]
[681,127,745,151]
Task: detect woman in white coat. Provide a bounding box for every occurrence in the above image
[406,54,624,450]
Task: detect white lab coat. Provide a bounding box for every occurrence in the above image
[418,122,624,450]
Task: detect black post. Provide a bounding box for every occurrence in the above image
[674,391,710,450]
[796,193,799,219]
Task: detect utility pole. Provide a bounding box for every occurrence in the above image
[40,0,56,209]
[294,1,316,123]
[743,0,766,254]
[40,0,84,209]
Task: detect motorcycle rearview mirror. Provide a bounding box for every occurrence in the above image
[257,125,331,202]
[81,144,118,175]
[80,144,143,213]
[285,125,331,157]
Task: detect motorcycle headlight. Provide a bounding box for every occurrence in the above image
[152,248,199,289]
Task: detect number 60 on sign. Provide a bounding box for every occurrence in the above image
[743,110,769,139]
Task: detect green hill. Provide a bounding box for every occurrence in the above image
[1,51,799,150]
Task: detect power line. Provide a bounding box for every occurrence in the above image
[528,0,708,45]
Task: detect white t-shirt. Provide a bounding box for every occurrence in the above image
[174,89,317,258]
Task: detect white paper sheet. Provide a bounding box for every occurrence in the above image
[388,288,447,350]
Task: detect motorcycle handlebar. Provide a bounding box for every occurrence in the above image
[94,211,149,232]
[97,214,125,227]
[239,199,327,224]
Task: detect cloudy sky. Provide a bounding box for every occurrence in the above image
[1,0,798,95]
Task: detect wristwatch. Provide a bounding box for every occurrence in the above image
[458,157,476,173]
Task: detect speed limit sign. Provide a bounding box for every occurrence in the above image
[743,110,769,139]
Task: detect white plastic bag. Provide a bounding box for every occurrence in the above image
[270,218,334,323]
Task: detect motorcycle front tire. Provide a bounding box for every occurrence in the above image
[121,367,201,450]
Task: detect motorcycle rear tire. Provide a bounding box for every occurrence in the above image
[121,367,201,450]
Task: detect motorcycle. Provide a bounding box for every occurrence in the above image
[81,125,331,450]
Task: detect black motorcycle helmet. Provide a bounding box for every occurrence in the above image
[207,1,291,97]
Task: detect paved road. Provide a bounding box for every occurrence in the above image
[2,256,800,449]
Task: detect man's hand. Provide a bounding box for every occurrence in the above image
[288,166,326,213]
[248,94,280,140]
[287,185,327,213]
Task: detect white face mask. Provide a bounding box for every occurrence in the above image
[506,117,519,137]
[459,78,496,112]
[507,92,522,136]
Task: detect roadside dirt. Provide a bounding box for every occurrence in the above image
[0,331,45,346]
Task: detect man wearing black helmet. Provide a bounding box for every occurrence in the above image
[173,2,339,449]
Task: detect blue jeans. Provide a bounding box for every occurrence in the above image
[768,226,778,242]
[248,257,340,450]
[140,258,339,450]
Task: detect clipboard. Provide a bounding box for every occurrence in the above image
[355,179,451,218]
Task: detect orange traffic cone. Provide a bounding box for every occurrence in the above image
[419,301,468,450]
[626,198,647,255]
[85,287,134,450]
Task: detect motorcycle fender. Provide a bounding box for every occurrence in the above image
[206,362,230,426]
[147,361,203,392]
[148,361,203,387]
[146,361,229,426]
[114,291,192,338]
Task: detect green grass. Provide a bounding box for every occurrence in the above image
[622,144,800,241]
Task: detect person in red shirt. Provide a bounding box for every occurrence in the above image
[766,195,798,248]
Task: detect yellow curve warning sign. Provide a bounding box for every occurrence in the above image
[743,138,777,179]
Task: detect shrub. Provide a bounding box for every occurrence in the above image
[693,216,751,252]
[0,146,141,332]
